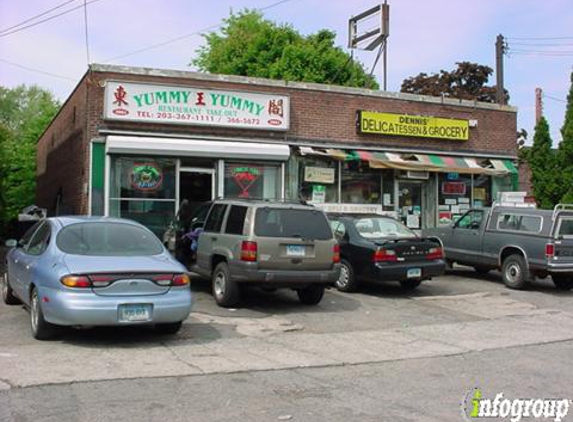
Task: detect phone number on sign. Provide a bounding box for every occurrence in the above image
[153,113,261,125]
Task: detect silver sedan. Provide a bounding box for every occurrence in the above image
[2,216,192,340]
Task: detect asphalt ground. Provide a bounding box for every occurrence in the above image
[1,247,572,421]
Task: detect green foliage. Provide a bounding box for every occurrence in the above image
[400,62,509,103]
[0,85,60,229]
[193,10,378,89]
[557,72,573,203]
[526,117,559,209]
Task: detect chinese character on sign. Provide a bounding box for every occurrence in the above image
[268,99,284,117]
[113,85,129,106]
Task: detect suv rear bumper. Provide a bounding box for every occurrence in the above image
[230,262,341,284]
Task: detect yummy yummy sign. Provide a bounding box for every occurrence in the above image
[105,81,290,130]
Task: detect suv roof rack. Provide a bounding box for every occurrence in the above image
[552,203,573,220]
[216,197,310,206]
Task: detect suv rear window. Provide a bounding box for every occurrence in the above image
[254,208,332,240]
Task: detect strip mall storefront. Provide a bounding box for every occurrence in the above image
[36,64,518,235]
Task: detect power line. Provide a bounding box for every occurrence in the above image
[103,0,297,63]
[544,94,567,103]
[0,58,77,81]
[507,36,573,41]
[0,0,78,34]
[509,41,573,47]
[0,0,105,38]
[509,48,573,53]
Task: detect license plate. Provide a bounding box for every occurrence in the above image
[286,245,305,257]
[407,268,422,278]
[118,304,152,322]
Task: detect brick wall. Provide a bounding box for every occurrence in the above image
[36,67,518,215]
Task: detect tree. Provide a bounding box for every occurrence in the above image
[557,72,573,203]
[193,10,378,89]
[526,117,559,209]
[0,85,60,229]
[400,62,508,103]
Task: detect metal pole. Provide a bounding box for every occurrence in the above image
[496,34,505,105]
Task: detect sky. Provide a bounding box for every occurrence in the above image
[0,0,571,146]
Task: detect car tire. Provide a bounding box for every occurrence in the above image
[335,259,359,292]
[552,275,573,291]
[501,255,527,290]
[212,262,240,308]
[473,266,490,275]
[399,279,422,291]
[2,272,21,305]
[30,287,57,340]
[155,321,183,334]
[297,284,325,305]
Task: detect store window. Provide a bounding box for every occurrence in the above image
[473,175,492,207]
[437,173,472,226]
[341,160,381,204]
[299,157,338,203]
[109,157,176,237]
[224,162,281,199]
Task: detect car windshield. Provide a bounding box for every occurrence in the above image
[254,208,332,240]
[57,222,164,256]
[353,217,415,239]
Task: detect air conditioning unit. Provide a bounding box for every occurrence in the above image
[402,170,429,180]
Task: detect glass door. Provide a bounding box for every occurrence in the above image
[178,168,215,230]
[398,181,423,229]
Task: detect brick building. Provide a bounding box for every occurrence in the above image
[36,64,518,234]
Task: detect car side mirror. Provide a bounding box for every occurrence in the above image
[191,220,205,230]
[5,239,17,248]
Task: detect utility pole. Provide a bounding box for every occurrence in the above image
[495,34,506,105]
[535,87,543,124]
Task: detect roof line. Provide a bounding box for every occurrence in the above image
[89,63,518,113]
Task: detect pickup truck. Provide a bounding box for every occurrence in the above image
[423,204,573,290]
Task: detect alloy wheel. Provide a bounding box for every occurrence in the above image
[505,263,521,284]
[337,264,350,289]
[214,271,226,298]
[31,291,39,334]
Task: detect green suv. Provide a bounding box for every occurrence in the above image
[193,199,341,307]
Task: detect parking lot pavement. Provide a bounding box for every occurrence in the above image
[1,264,572,389]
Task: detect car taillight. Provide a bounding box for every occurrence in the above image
[172,274,191,286]
[60,275,91,288]
[426,247,444,260]
[152,274,175,286]
[333,244,340,263]
[90,275,114,287]
[546,243,555,259]
[373,248,397,262]
[241,241,258,262]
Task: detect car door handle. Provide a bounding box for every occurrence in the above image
[25,265,30,270]
[14,259,18,264]
[211,237,217,241]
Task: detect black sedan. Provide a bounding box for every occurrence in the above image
[328,214,446,291]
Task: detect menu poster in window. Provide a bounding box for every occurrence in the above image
[474,188,487,201]
[229,165,262,198]
[131,162,163,192]
[406,215,420,229]
[304,167,335,184]
[312,185,326,203]
[439,212,452,225]
[442,182,467,195]
[383,193,392,206]
[458,198,470,204]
